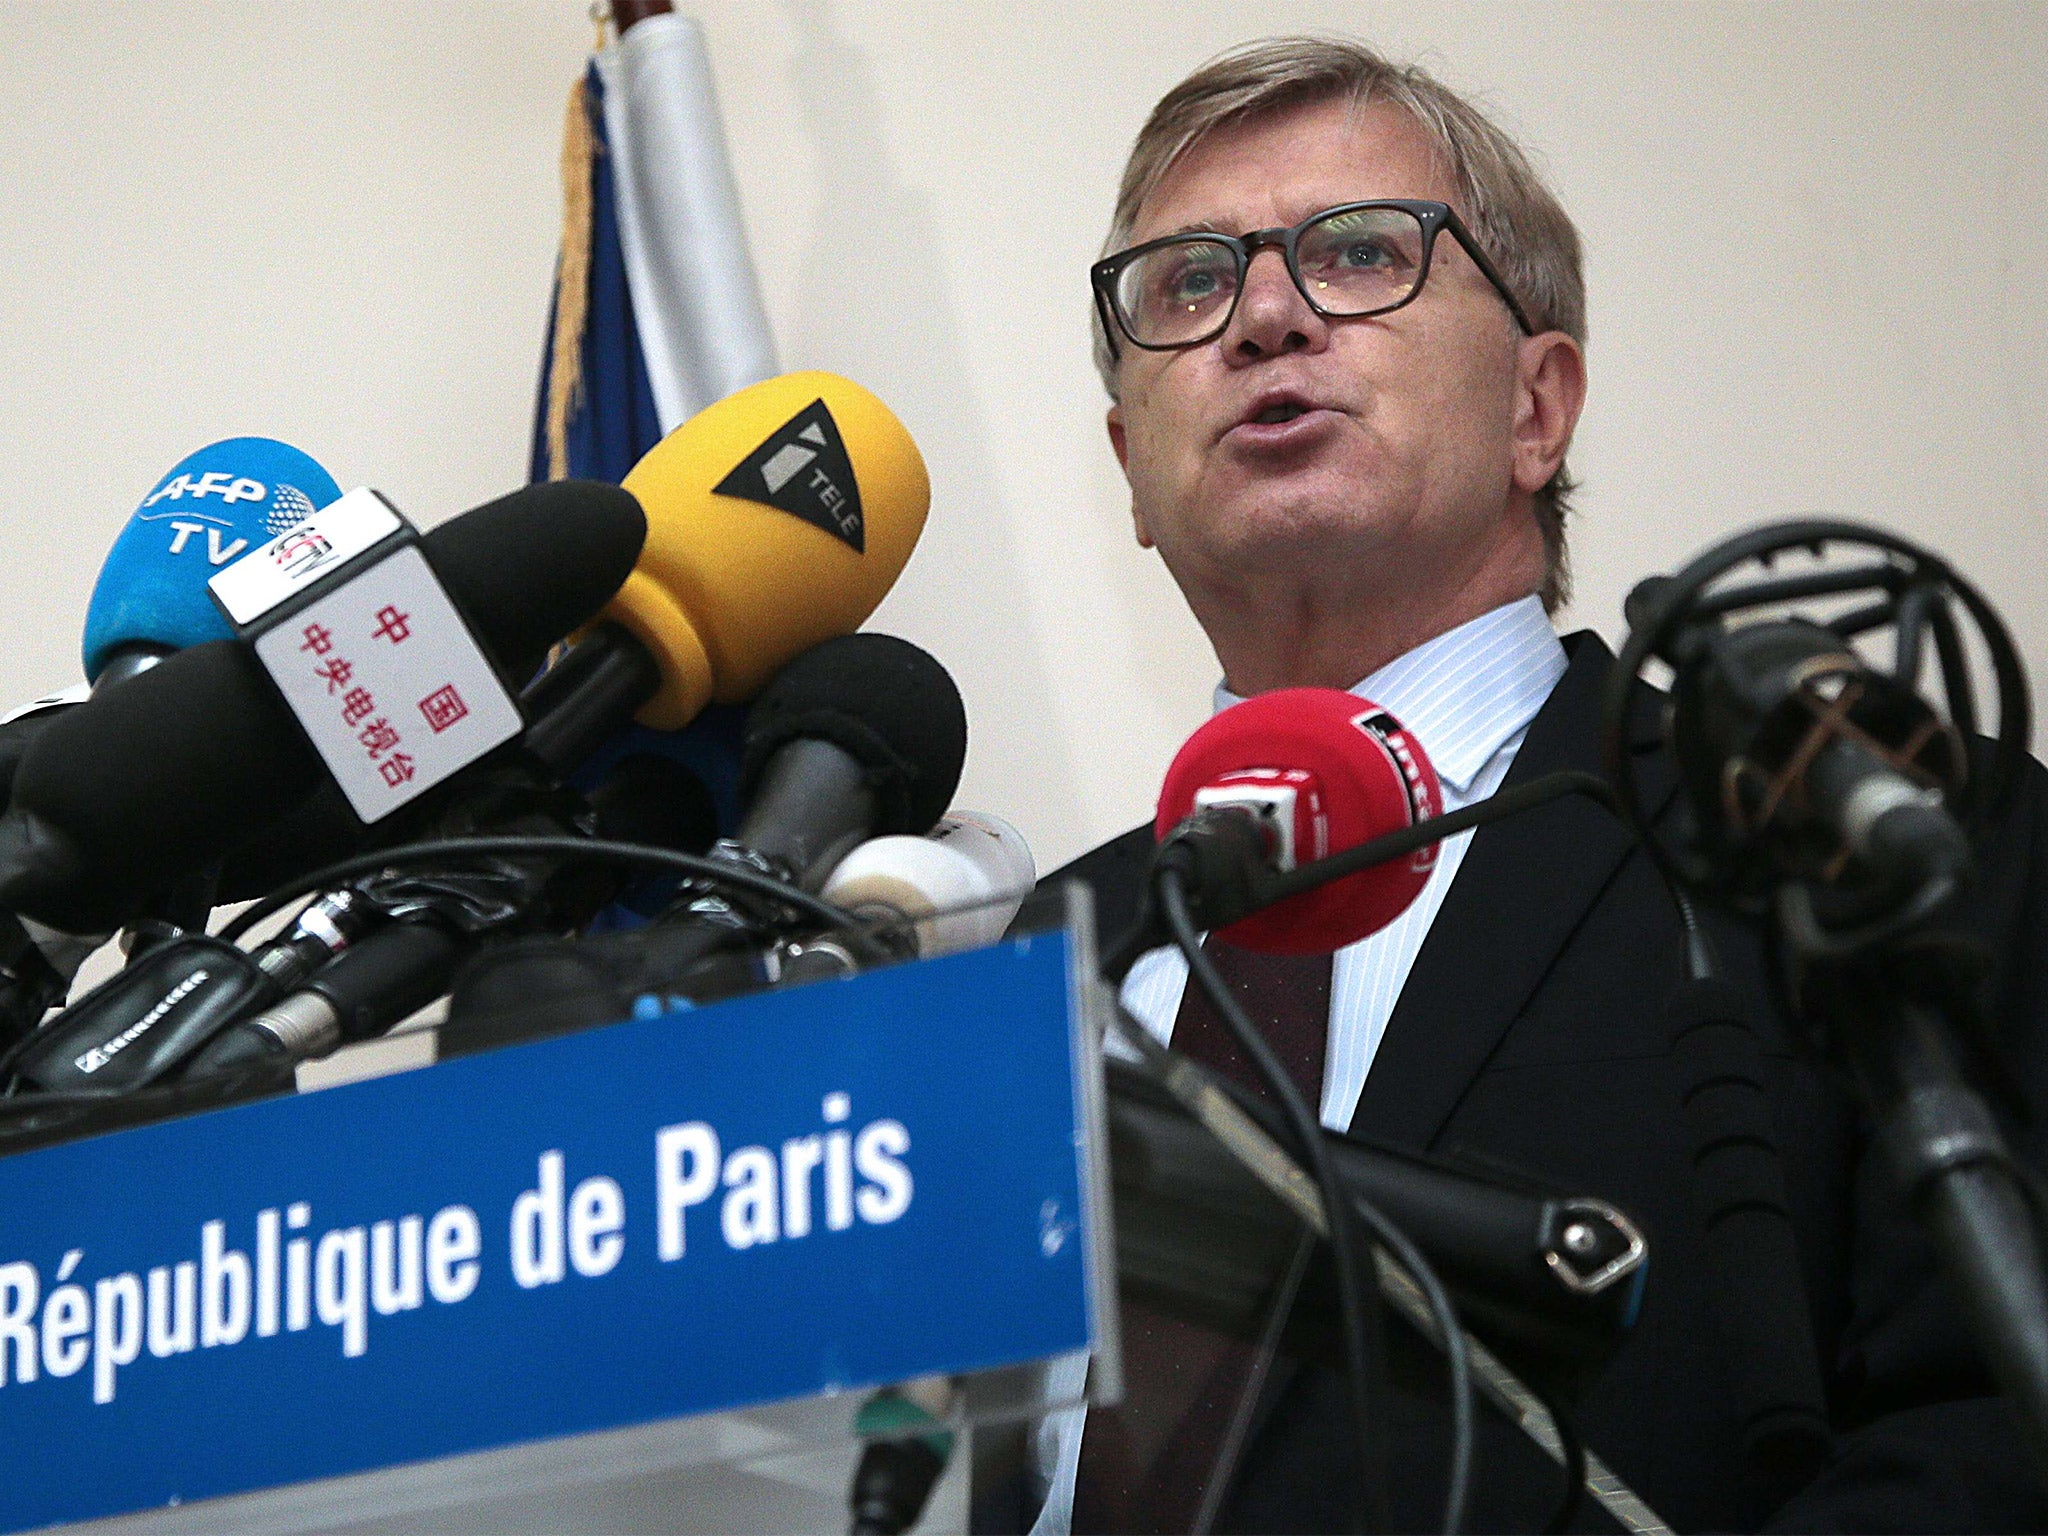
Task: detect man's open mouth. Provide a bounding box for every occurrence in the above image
[1253,402,1310,424]
[1231,390,1327,434]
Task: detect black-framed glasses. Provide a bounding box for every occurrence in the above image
[1091,199,1535,358]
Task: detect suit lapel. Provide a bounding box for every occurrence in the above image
[1348,633,1676,1148]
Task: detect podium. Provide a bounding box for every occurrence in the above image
[0,898,1117,1534]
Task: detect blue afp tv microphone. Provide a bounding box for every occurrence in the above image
[81,438,343,691]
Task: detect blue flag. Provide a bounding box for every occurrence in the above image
[528,14,783,861]
[532,14,779,485]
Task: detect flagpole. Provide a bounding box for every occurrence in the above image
[611,0,673,34]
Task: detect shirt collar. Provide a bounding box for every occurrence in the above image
[1212,595,1567,796]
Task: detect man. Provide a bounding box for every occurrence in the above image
[1024,36,2048,1534]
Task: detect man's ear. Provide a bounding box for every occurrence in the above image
[1107,403,1154,548]
[1509,332,1587,495]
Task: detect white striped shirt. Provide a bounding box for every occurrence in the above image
[1119,592,1569,1130]
[1031,594,1567,1535]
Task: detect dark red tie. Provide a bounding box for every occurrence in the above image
[1071,939,1332,1534]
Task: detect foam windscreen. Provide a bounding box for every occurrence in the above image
[739,634,967,838]
[83,437,343,681]
[423,479,645,685]
[607,372,930,729]
[1155,688,1442,954]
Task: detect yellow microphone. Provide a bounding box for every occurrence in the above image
[603,370,929,729]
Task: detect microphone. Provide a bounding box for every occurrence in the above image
[438,633,969,1052]
[600,370,930,729]
[0,439,335,839]
[1151,688,1442,954]
[393,367,930,892]
[1104,1054,1647,1374]
[1609,526,2048,1485]
[4,890,380,1093]
[849,1378,957,1536]
[1138,688,1445,1512]
[585,750,723,861]
[730,632,968,891]
[1634,586,1974,924]
[210,369,929,910]
[0,694,114,1040]
[82,438,342,691]
[18,381,930,1078]
[820,811,1034,958]
[182,750,725,1078]
[180,363,938,1070]
[180,921,472,1081]
[511,367,929,782]
[0,481,646,933]
[0,694,85,808]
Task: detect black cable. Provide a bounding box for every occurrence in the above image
[4,837,885,1114]
[1346,1189,1474,1535]
[1258,770,1615,909]
[213,835,890,960]
[1158,869,1390,1534]
[1101,993,1475,1532]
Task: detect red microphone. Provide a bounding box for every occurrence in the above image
[1154,688,1443,954]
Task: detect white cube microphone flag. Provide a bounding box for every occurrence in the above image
[209,489,521,823]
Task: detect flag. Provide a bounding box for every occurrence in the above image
[532,12,779,484]
[530,12,780,855]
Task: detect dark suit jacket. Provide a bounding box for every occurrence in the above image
[1046,633,2048,1532]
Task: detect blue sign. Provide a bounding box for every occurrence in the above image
[0,931,1104,1530]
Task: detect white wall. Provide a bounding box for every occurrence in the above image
[0,1,2041,880]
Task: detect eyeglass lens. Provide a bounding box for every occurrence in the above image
[1112,206,1429,347]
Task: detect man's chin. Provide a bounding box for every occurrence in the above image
[1173,512,1396,583]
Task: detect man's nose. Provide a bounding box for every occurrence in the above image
[1222,246,1329,362]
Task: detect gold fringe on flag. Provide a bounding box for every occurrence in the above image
[543,71,599,482]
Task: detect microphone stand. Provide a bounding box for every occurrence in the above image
[1781,894,2048,1483]
[1101,769,1676,1533]
[1598,515,2048,1492]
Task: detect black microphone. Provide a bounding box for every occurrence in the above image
[1631,579,1974,927]
[438,633,968,1053]
[2,890,380,1093]
[182,751,723,1077]
[181,920,472,1079]
[583,628,967,983]
[730,631,967,889]
[1103,1054,1645,1376]
[0,706,75,813]
[166,627,727,1087]
[0,481,645,935]
[1612,526,2048,1484]
[0,691,102,1043]
[208,624,675,915]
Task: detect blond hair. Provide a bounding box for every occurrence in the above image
[1099,37,1586,610]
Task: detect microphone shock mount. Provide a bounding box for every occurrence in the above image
[1605,518,2048,1487]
